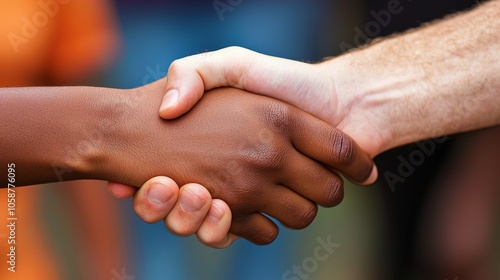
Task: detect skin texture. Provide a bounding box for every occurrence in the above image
[112,0,500,247]
[0,79,374,244]
[110,176,237,248]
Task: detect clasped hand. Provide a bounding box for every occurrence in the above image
[108,77,374,247]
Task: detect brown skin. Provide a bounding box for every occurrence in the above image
[0,79,374,244]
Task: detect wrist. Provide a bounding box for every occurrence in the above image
[36,87,121,184]
[91,87,148,185]
[319,52,394,157]
[95,81,176,187]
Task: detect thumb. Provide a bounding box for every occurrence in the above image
[358,165,379,186]
[159,61,205,119]
[159,47,256,119]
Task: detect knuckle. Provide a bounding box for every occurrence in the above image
[167,57,193,75]
[133,201,158,224]
[328,130,355,165]
[293,203,318,229]
[238,104,294,171]
[320,177,344,207]
[241,138,287,171]
[225,46,248,55]
[265,102,292,130]
[224,191,250,212]
[232,216,278,245]
[168,59,182,72]
[259,143,287,169]
[256,227,279,245]
[165,219,193,237]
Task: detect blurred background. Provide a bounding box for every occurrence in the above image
[0,0,499,279]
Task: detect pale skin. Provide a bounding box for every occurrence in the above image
[112,0,500,248]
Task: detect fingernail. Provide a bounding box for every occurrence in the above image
[147,184,173,205]
[179,187,206,213]
[207,203,223,222]
[160,89,179,112]
[365,165,378,185]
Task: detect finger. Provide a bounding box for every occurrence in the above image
[107,182,137,198]
[160,50,221,119]
[132,176,179,223]
[280,151,344,207]
[161,46,305,119]
[196,199,239,248]
[257,185,318,229]
[164,183,212,236]
[160,82,203,119]
[289,112,375,184]
[160,47,259,119]
[363,165,378,186]
[230,213,279,245]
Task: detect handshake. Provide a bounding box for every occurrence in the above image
[106,73,377,247]
[4,39,495,248]
[105,47,384,248]
[1,47,378,249]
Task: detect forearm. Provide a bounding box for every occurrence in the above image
[327,0,500,152]
[0,86,124,186]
